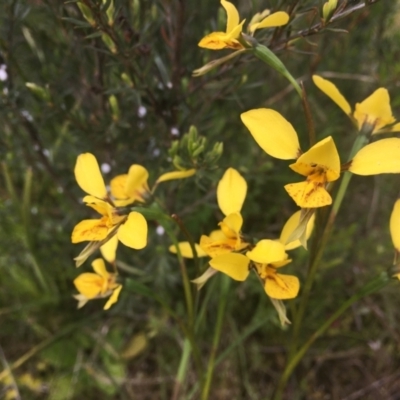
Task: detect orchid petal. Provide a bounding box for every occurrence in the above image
[349,138,400,175]
[312,75,351,115]
[221,0,240,33]
[73,273,103,298]
[290,136,340,181]
[217,168,247,216]
[354,88,395,132]
[125,165,149,197]
[100,235,119,262]
[246,239,288,264]
[285,181,332,208]
[156,169,196,183]
[104,285,123,310]
[251,11,289,31]
[91,258,109,278]
[241,108,300,160]
[71,219,109,243]
[117,212,147,249]
[265,273,299,299]
[74,153,107,199]
[209,253,250,281]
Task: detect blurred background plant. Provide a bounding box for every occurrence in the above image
[1,0,400,399]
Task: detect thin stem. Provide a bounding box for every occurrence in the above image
[163,221,194,324]
[201,275,230,400]
[171,338,192,400]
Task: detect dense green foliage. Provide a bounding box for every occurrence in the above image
[1,0,400,398]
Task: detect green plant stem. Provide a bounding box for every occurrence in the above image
[274,273,389,400]
[201,275,230,400]
[163,223,194,324]
[172,338,192,400]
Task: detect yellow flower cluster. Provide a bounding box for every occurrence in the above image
[71,153,195,309]
[171,168,315,302]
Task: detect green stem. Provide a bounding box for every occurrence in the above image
[164,222,194,324]
[201,275,230,400]
[238,35,302,97]
[274,273,389,400]
[172,338,192,400]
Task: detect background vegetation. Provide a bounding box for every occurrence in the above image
[1,0,400,398]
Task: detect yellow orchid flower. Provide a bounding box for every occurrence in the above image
[312,75,400,134]
[73,258,123,310]
[200,212,249,257]
[170,167,250,285]
[241,108,400,208]
[72,153,148,266]
[241,108,340,208]
[198,0,289,50]
[110,164,150,207]
[246,240,299,299]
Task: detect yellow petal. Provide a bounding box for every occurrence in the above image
[312,75,351,115]
[241,108,300,160]
[353,88,395,132]
[198,32,234,50]
[169,242,207,258]
[290,136,340,181]
[209,229,227,240]
[84,196,114,217]
[265,273,299,299]
[74,153,107,199]
[100,234,119,262]
[390,199,400,251]
[285,181,332,208]
[91,258,110,278]
[280,211,315,250]
[125,164,149,199]
[246,239,288,264]
[73,273,103,298]
[110,174,129,200]
[117,212,147,249]
[192,267,218,290]
[349,138,400,175]
[200,234,228,258]
[209,253,250,281]
[251,11,289,31]
[71,219,109,243]
[104,285,122,310]
[217,168,247,216]
[221,0,240,33]
[219,212,243,238]
[156,169,196,183]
